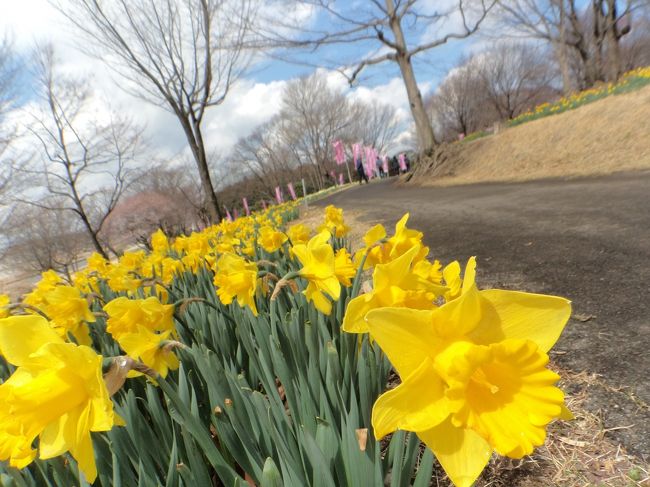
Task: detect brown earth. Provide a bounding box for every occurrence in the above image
[414,84,650,185]
[315,173,650,485]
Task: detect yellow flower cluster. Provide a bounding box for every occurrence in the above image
[0,200,572,486]
[340,218,572,487]
[512,65,650,125]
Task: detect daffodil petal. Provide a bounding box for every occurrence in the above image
[0,316,63,366]
[365,307,438,378]
[470,290,571,353]
[341,294,377,333]
[363,224,386,247]
[418,418,492,487]
[432,284,482,338]
[372,359,450,439]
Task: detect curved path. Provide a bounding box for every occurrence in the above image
[316,172,650,460]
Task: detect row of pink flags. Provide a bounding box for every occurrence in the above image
[333,140,407,177]
[223,141,407,221]
[223,182,305,222]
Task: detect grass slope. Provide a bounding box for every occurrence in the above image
[418,84,650,185]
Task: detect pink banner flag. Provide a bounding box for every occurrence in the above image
[274,186,283,204]
[382,155,389,174]
[398,153,407,172]
[287,182,297,200]
[352,143,361,165]
[338,173,344,185]
[332,140,345,165]
[233,208,239,219]
[365,146,378,178]
[242,197,250,216]
[225,207,232,222]
[261,199,267,210]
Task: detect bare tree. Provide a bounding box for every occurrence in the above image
[55,0,256,222]
[230,71,401,194]
[0,37,19,198]
[350,101,400,155]
[257,0,495,155]
[620,10,650,69]
[1,200,90,276]
[496,0,645,89]
[479,42,558,119]
[427,59,494,140]
[17,46,143,259]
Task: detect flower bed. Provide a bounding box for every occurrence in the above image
[0,203,572,486]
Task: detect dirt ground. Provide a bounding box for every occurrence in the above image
[314,172,650,484]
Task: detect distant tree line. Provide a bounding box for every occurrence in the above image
[1,0,649,279]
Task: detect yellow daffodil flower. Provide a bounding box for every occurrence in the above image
[116,326,179,378]
[151,228,169,254]
[104,296,175,339]
[287,223,311,245]
[292,231,340,315]
[38,285,95,346]
[334,248,357,287]
[342,246,447,333]
[365,258,572,487]
[0,315,121,483]
[259,226,288,253]
[355,214,429,269]
[318,205,350,238]
[213,253,259,316]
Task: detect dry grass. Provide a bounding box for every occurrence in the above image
[416,84,650,186]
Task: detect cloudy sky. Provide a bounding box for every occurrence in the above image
[1,0,488,170]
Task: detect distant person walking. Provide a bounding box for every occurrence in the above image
[356,158,369,184]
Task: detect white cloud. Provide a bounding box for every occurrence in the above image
[1,1,424,166]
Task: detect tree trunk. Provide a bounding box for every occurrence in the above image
[396,54,437,155]
[557,2,574,95]
[386,0,437,156]
[604,0,621,81]
[180,118,223,222]
[79,213,109,259]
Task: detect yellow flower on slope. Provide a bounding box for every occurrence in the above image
[0,315,120,483]
[342,246,447,333]
[258,226,288,253]
[104,296,175,339]
[213,253,259,316]
[292,231,340,315]
[364,258,572,487]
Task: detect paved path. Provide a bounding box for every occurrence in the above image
[317,172,650,460]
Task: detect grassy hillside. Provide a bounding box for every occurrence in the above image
[416,83,650,185]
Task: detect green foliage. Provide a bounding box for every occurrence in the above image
[0,232,433,486]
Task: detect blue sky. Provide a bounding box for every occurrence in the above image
[1,0,488,165]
